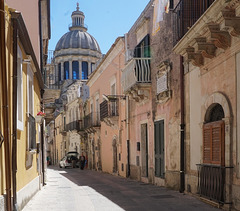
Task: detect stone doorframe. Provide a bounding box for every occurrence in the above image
[203,92,232,205]
[112,136,118,173]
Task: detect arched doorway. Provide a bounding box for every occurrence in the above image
[92,139,95,170]
[203,103,225,165]
[112,138,118,173]
[199,93,232,204]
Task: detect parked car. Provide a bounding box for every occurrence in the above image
[59,152,79,168]
[59,156,72,168]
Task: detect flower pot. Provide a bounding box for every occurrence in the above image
[35,115,43,124]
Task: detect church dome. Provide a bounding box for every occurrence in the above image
[54,3,101,53]
[55,30,101,52]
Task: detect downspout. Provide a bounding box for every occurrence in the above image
[126,96,130,177]
[12,17,18,211]
[124,33,130,177]
[41,90,45,185]
[179,56,185,193]
[0,1,12,210]
[39,0,46,186]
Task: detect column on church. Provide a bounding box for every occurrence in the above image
[79,60,82,80]
[88,61,91,76]
[69,59,73,79]
[55,64,58,83]
[61,62,64,81]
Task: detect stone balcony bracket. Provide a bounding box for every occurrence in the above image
[103,117,119,129]
[186,47,204,67]
[128,87,150,102]
[195,37,217,59]
[208,23,232,50]
[221,9,240,37]
[175,2,240,68]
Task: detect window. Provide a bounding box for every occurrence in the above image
[154,120,164,178]
[58,63,61,81]
[64,61,69,79]
[203,104,225,165]
[17,45,24,130]
[27,65,36,150]
[110,83,117,116]
[72,61,79,79]
[82,61,88,79]
[96,98,100,123]
[134,34,150,58]
[91,63,95,73]
[203,121,225,165]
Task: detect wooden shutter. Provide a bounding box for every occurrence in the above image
[154,120,164,178]
[203,120,225,165]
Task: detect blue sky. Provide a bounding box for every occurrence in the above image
[49,0,151,54]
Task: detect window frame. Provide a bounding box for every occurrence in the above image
[17,45,24,131]
[27,64,36,151]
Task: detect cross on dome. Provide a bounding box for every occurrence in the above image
[77,2,79,11]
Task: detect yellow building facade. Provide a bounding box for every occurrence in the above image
[0,1,50,210]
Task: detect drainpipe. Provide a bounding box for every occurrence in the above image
[12,17,18,211]
[41,90,45,185]
[0,1,12,210]
[179,56,185,193]
[126,96,130,177]
[39,0,46,186]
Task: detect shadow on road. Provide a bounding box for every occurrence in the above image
[48,165,220,211]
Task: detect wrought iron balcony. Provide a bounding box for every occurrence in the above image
[65,120,84,131]
[173,0,216,45]
[100,99,119,121]
[83,112,100,129]
[121,58,151,93]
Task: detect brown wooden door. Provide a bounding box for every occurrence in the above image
[203,120,225,166]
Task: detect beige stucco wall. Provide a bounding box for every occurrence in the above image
[55,114,63,162]
[189,67,202,170]
[6,0,40,65]
[237,51,240,178]
[87,38,126,175]
[183,28,240,206]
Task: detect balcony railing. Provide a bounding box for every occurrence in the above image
[122,58,151,93]
[173,0,216,45]
[197,164,225,203]
[65,120,84,131]
[83,112,100,129]
[100,100,119,121]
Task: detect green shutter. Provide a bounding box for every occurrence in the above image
[154,120,165,178]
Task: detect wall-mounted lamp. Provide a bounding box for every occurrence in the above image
[22,59,31,64]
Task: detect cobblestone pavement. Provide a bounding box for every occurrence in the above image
[23,166,221,211]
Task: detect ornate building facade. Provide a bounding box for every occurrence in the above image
[44,4,102,164]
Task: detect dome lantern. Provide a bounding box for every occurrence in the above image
[69,3,87,32]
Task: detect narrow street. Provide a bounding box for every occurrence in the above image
[23,166,220,211]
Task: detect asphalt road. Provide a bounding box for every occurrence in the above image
[52,166,221,211]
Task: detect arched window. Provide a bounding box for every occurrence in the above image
[205,103,225,123]
[203,103,225,165]
[72,61,79,79]
[58,63,61,81]
[82,61,88,80]
[64,61,69,80]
